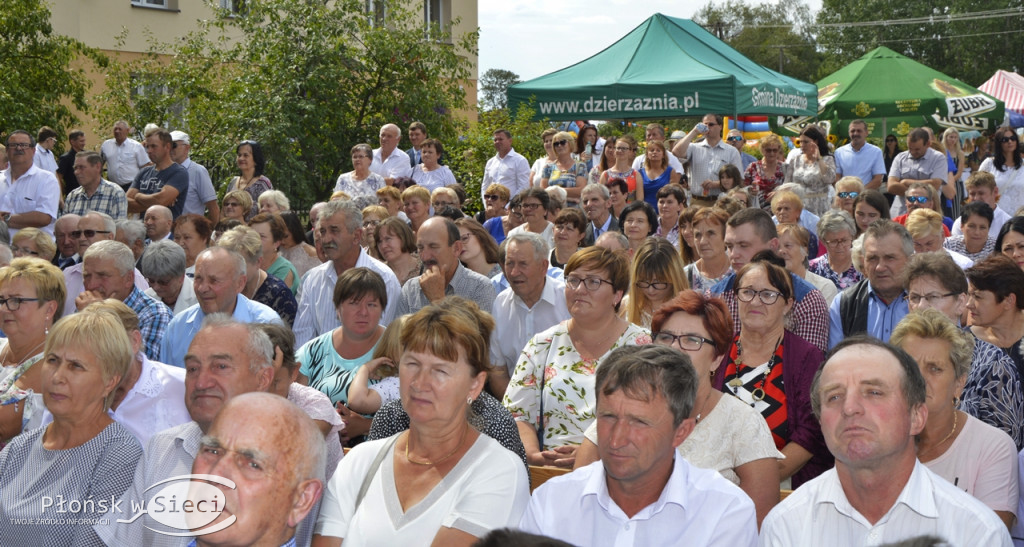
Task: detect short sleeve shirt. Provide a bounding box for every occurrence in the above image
[129,163,190,217]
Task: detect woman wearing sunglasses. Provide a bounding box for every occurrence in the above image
[883,133,901,180]
[540,131,587,205]
[893,182,952,233]
[832,176,863,217]
[713,253,830,489]
[979,127,1024,216]
[745,134,787,211]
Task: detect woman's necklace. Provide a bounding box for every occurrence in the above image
[694,388,714,423]
[2,339,45,368]
[919,411,958,459]
[405,426,468,466]
[728,336,782,403]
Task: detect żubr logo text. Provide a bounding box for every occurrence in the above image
[117,474,236,537]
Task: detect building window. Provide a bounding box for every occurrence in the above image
[366,0,386,26]
[424,0,451,41]
[219,0,244,15]
[131,0,178,10]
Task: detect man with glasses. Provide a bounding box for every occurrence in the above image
[64,151,128,219]
[834,119,885,189]
[482,128,530,202]
[170,130,220,225]
[632,123,685,174]
[126,128,189,218]
[62,211,150,317]
[828,220,913,349]
[887,127,947,216]
[0,130,61,237]
[726,128,758,171]
[101,120,152,191]
[369,123,412,184]
[581,183,617,246]
[672,114,742,206]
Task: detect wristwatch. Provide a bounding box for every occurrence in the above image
[2,213,10,223]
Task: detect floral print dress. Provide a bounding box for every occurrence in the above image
[503,321,650,450]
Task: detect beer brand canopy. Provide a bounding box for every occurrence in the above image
[506,14,817,121]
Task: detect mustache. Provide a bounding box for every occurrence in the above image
[321,242,338,250]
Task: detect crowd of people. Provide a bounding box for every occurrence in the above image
[0,113,1022,546]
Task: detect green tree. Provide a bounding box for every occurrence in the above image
[96,0,476,206]
[694,0,821,84]
[478,68,520,111]
[0,0,106,140]
[815,1,1024,84]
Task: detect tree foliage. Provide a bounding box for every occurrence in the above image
[816,0,1024,84]
[694,0,821,84]
[0,0,106,140]
[478,68,520,111]
[96,0,476,207]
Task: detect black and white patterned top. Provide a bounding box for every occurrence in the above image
[368,391,527,470]
[0,421,143,546]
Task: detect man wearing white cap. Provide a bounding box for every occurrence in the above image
[169,130,220,224]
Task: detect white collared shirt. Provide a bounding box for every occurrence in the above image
[101,137,150,187]
[482,148,530,200]
[370,147,413,180]
[145,275,197,316]
[490,276,570,374]
[33,144,58,174]
[521,456,757,546]
[293,248,400,347]
[0,164,60,237]
[759,460,1012,546]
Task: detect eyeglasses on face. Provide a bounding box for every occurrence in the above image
[0,296,40,311]
[614,146,633,152]
[484,194,501,201]
[10,246,39,256]
[224,201,241,207]
[636,280,669,290]
[727,136,743,142]
[521,202,542,210]
[735,287,783,305]
[824,237,852,247]
[565,276,612,291]
[905,292,958,305]
[652,331,716,351]
[145,277,176,287]
[71,230,112,238]
[7,143,31,150]
[838,191,859,199]
[906,196,930,204]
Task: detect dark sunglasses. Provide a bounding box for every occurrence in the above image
[906,196,930,204]
[998,136,1018,144]
[484,194,501,201]
[552,140,569,147]
[838,191,859,199]
[70,230,112,238]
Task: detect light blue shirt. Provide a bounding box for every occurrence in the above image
[159,294,283,367]
[834,142,885,185]
[827,282,909,349]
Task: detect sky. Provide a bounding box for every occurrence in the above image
[477,0,823,82]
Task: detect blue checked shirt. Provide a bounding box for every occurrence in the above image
[64,178,128,219]
[124,286,173,361]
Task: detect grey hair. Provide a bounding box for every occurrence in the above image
[596,230,629,249]
[84,240,136,275]
[504,231,549,260]
[596,345,698,427]
[0,243,12,267]
[199,313,274,372]
[775,182,807,200]
[196,246,247,278]
[116,219,146,246]
[545,185,567,205]
[140,240,186,279]
[863,219,914,259]
[380,123,402,138]
[317,199,362,233]
[257,189,290,211]
[581,183,610,200]
[817,210,856,239]
[215,226,263,264]
[84,211,116,234]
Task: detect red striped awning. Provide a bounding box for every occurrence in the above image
[980,70,1024,114]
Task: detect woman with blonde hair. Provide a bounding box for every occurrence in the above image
[540,131,587,204]
[220,189,253,223]
[621,237,688,328]
[832,176,863,216]
[530,128,559,187]
[346,316,404,414]
[942,127,966,218]
[258,189,290,214]
[10,228,56,261]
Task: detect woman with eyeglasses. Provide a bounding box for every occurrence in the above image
[980,127,1024,215]
[220,189,252,224]
[832,176,863,217]
[575,290,783,527]
[455,218,501,278]
[172,214,213,275]
[883,133,901,179]
[479,183,510,223]
[410,139,456,193]
[227,140,272,220]
[10,228,55,262]
[745,134,787,211]
[620,237,688,328]
[359,205,389,260]
[504,247,650,469]
[334,143,386,199]
[903,252,1024,451]
[893,182,953,232]
[599,135,639,202]
[714,253,830,488]
[530,129,558,188]
[588,135,616,186]
[809,210,862,291]
[482,189,520,246]
[784,126,835,217]
[540,131,587,205]
[0,258,65,446]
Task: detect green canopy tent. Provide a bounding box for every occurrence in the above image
[775,46,1005,139]
[506,14,817,121]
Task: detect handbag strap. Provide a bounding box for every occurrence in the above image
[354,434,399,509]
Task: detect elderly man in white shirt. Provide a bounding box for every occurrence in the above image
[672,114,742,205]
[760,336,1011,546]
[369,123,412,184]
[521,345,758,546]
[101,120,152,190]
[481,129,530,201]
[489,232,570,397]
